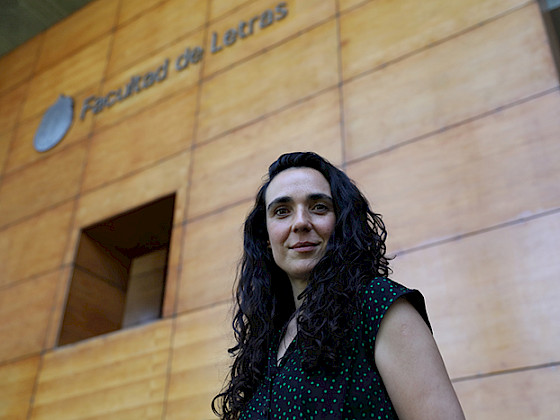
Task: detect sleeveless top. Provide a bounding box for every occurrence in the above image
[239,277,430,419]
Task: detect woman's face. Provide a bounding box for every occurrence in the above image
[265,167,336,284]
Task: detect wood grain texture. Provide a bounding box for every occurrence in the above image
[84,87,196,192]
[30,320,172,420]
[454,366,560,420]
[4,85,96,174]
[58,267,126,346]
[76,152,189,229]
[188,89,342,219]
[204,0,335,77]
[0,272,59,363]
[161,223,184,318]
[0,356,40,420]
[347,91,560,253]
[43,267,72,351]
[0,83,27,135]
[339,0,368,12]
[0,143,86,228]
[0,131,12,176]
[107,0,207,77]
[210,0,256,21]
[343,3,558,161]
[391,211,560,379]
[73,233,129,287]
[35,0,119,73]
[340,0,528,80]
[122,249,168,328]
[0,34,43,94]
[178,202,248,312]
[93,29,204,131]
[197,19,338,143]
[21,36,110,121]
[166,304,233,420]
[119,0,165,26]
[0,201,74,288]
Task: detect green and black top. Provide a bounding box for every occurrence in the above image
[239,278,430,420]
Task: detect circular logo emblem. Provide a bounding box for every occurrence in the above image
[33,95,74,152]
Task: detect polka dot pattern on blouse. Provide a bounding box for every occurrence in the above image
[239,277,430,420]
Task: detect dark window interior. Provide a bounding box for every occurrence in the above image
[58,194,175,346]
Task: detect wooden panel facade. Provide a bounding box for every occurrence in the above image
[0,356,40,419]
[343,3,557,161]
[0,0,558,418]
[454,365,560,419]
[30,321,172,420]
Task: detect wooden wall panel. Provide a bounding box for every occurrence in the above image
[0,202,73,287]
[4,85,97,174]
[210,0,255,21]
[179,202,248,312]
[75,234,129,290]
[343,4,558,161]
[0,272,59,363]
[0,35,43,94]
[30,320,172,420]
[83,87,196,192]
[0,83,27,135]
[340,0,527,80]
[93,29,204,131]
[347,91,560,252]
[21,36,110,122]
[161,223,184,318]
[76,151,190,230]
[188,89,342,219]
[35,0,119,73]
[391,211,560,379]
[107,0,207,77]
[43,267,72,351]
[197,20,338,143]
[166,304,233,420]
[58,267,127,346]
[204,0,335,77]
[119,0,165,26]
[0,132,11,176]
[0,356,40,420]
[339,0,367,12]
[455,366,560,420]
[122,249,168,328]
[0,143,86,228]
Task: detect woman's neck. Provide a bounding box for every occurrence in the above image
[289,278,308,310]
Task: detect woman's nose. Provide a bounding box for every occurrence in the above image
[293,208,312,232]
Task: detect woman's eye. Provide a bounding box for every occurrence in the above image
[274,207,290,216]
[313,203,329,212]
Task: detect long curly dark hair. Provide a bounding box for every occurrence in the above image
[212,152,391,419]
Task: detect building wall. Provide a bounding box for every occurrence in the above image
[1,0,559,418]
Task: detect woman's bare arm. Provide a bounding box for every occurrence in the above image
[375,298,465,419]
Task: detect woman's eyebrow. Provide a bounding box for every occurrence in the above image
[267,194,333,211]
[267,196,292,211]
[309,193,333,202]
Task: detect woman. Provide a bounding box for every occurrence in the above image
[213,152,465,419]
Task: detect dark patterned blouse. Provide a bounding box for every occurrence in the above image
[239,277,430,419]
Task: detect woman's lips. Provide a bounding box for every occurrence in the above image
[291,242,318,252]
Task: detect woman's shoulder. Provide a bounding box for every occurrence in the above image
[359,276,420,305]
[359,277,431,333]
[361,276,413,296]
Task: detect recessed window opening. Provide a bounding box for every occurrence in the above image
[539,0,560,77]
[58,194,175,346]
